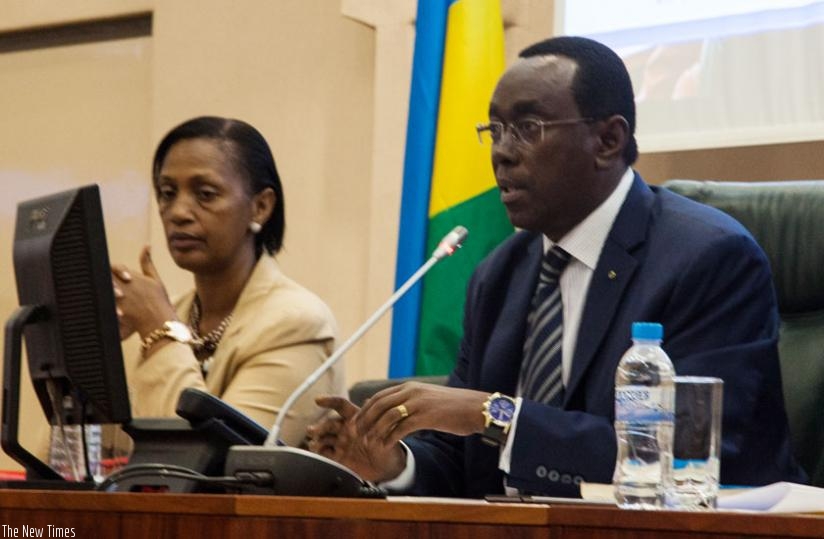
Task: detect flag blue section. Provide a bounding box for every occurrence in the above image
[388,0,455,378]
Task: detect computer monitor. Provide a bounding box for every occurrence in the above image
[2,185,267,491]
[2,184,131,481]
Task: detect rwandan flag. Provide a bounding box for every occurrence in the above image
[389,0,513,378]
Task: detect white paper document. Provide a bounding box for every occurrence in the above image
[717,482,824,513]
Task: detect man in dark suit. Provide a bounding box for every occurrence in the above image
[308,36,806,497]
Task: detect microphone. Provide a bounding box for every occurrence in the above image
[224,226,468,496]
[265,224,468,446]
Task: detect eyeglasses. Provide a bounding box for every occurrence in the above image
[476,118,595,146]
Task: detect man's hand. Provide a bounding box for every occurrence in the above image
[307,382,491,483]
[307,396,407,483]
[355,382,490,446]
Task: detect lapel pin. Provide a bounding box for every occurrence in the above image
[608,270,617,280]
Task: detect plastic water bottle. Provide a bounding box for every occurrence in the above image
[613,322,675,509]
[49,424,102,482]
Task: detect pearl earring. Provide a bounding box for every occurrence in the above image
[249,221,262,234]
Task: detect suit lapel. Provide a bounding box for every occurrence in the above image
[480,236,543,393]
[565,174,654,400]
[223,254,280,340]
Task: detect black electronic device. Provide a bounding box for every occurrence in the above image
[224,446,384,497]
[175,387,268,445]
[2,184,131,484]
[101,389,271,493]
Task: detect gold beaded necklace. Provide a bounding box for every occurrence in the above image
[188,296,233,376]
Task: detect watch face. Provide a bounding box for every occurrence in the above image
[165,321,193,343]
[489,397,516,424]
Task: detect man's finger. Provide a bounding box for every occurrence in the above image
[315,395,360,420]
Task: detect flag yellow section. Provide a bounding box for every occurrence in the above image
[428,0,505,218]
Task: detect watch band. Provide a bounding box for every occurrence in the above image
[482,420,511,446]
[140,326,173,357]
[140,321,192,358]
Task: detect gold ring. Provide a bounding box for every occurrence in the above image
[395,404,409,419]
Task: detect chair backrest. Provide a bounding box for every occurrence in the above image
[348,375,449,408]
[664,179,824,486]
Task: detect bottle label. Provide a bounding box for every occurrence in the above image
[615,386,673,422]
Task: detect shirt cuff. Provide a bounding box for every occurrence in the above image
[378,441,416,493]
[498,396,523,474]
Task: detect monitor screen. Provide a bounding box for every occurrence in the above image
[11,184,131,427]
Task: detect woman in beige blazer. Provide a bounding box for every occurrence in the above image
[112,116,342,445]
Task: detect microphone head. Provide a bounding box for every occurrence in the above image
[432,226,468,259]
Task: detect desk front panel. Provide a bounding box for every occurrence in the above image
[1,489,824,538]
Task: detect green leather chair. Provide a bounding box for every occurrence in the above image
[664,179,824,486]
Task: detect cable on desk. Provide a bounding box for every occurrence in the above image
[96,463,273,493]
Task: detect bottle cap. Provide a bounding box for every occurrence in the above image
[631,322,663,341]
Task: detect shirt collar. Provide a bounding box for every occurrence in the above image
[543,167,635,269]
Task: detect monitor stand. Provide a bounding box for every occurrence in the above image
[1,305,72,485]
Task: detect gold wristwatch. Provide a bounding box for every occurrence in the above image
[481,392,517,446]
[140,320,193,357]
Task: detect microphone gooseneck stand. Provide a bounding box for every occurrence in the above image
[224,226,469,497]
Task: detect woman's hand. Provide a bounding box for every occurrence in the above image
[111,245,177,340]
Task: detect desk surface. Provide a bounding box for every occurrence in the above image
[1,489,823,538]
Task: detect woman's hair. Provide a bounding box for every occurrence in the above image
[152,116,285,255]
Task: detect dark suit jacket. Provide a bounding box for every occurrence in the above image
[406,173,806,497]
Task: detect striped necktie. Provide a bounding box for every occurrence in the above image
[520,246,571,406]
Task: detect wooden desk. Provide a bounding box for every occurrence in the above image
[1,489,823,538]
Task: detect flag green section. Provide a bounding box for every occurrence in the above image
[416,187,513,375]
